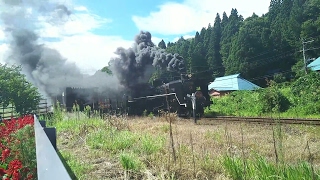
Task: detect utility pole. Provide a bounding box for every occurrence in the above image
[302,39,314,74]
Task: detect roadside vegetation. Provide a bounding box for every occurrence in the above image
[0,64,41,116]
[43,103,320,180]
[205,71,320,119]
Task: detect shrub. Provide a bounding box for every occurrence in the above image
[291,72,320,115]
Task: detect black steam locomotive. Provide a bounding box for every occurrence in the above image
[52,77,212,118]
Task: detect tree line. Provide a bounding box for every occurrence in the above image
[157,0,320,87]
[0,64,41,116]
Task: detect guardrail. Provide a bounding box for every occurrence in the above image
[34,115,71,180]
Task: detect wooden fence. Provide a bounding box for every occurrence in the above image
[0,99,50,120]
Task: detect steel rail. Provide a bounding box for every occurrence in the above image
[202,116,320,126]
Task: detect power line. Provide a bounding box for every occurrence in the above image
[302,39,314,74]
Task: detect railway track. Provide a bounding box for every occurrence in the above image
[202,116,320,126]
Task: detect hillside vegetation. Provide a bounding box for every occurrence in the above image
[155,0,320,88]
[205,71,320,118]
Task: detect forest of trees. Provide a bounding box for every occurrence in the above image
[157,0,320,87]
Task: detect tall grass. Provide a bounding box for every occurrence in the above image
[223,155,320,180]
[86,129,137,152]
[45,99,320,179]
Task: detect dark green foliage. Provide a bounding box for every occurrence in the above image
[0,64,41,115]
[220,9,243,76]
[101,66,113,75]
[158,39,166,49]
[291,71,320,115]
[207,14,223,78]
[159,0,320,87]
[207,85,290,117]
[257,81,291,113]
[273,73,287,83]
[225,14,271,78]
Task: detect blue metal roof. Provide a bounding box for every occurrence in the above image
[307,57,320,71]
[208,73,261,91]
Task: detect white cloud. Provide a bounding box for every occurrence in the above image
[152,36,163,46]
[74,6,88,12]
[36,9,129,75]
[0,29,4,40]
[38,12,112,37]
[132,0,270,35]
[0,2,131,75]
[0,43,9,64]
[45,33,133,74]
[172,34,194,42]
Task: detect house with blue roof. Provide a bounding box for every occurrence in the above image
[208,73,261,97]
[307,57,320,71]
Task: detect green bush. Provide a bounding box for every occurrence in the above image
[257,85,290,113]
[207,86,290,117]
[204,75,320,117]
[291,72,320,115]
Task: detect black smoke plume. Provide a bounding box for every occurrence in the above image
[1,0,186,103]
[109,31,186,88]
[0,0,121,103]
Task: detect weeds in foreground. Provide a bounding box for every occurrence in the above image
[47,105,320,180]
[59,151,93,180]
[120,152,143,171]
[86,129,137,153]
[223,155,320,180]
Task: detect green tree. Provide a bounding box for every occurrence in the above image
[206,13,223,78]
[203,23,212,51]
[220,9,243,74]
[158,39,166,49]
[0,64,41,115]
[301,0,320,59]
[187,32,210,80]
[226,15,271,78]
[101,66,113,75]
[159,0,320,86]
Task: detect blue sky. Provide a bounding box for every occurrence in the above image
[0,0,271,74]
[75,0,184,40]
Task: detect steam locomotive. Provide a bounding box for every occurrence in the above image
[52,77,212,118]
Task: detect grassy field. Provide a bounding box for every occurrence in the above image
[46,111,320,180]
